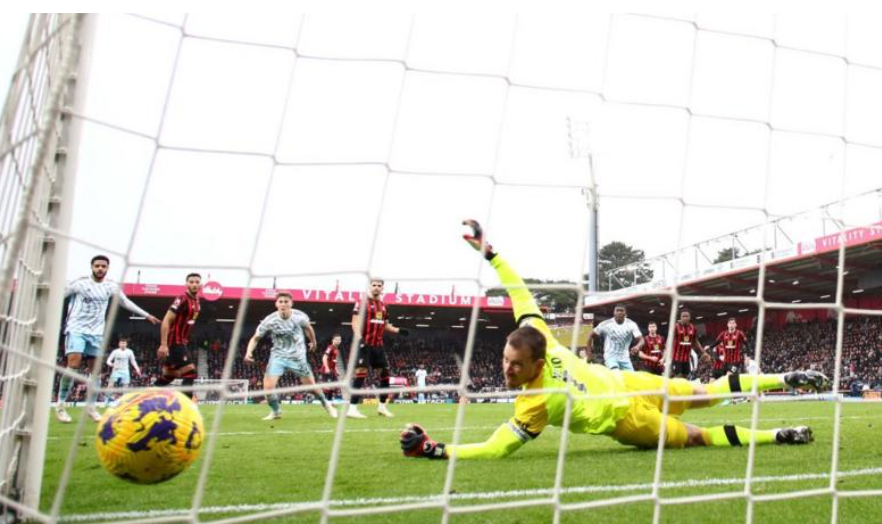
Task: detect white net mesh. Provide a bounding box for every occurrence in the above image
[2,12,882,524]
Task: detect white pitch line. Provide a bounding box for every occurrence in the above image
[59,467,882,522]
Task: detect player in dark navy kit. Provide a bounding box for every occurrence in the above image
[348,278,408,419]
[155,273,201,398]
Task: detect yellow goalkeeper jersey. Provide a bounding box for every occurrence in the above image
[447,254,630,459]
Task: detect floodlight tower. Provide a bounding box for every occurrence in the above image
[567,118,599,293]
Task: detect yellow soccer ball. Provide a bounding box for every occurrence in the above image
[95,389,204,484]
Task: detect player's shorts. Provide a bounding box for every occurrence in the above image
[355,344,388,370]
[604,356,635,372]
[642,366,664,376]
[712,367,727,380]
[65,333,102,358]
[165,344,194,370]
[608,371,694,449]
[726,363,743,375]
[110,372,131,386]
[267,355,313,378]
[671,360,691,378]
[321,372,338,384]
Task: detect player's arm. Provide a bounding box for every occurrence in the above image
[400,420,531,460]
[704,331,724,353]
[244,323,266,364]
[693,336,711,361]
[322,350,330,372]
[630,323,645,355]
[117,287,160,325]
[637,347,657,362]
[130,350,142,377]
[158,309,176,359]
[384,322,409,337]
[350,304,362,342]
[462,220,555,342]
[106,349,116,368]
[304,322,317,351]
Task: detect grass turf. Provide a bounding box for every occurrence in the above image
[40,400,882,524]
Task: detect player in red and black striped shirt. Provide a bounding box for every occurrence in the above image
[638,321,665,375]
[321,334,343,399]
[671,310,709,378]
[349,278,408,418]
[155,273,201,398]
[706,318,749,379]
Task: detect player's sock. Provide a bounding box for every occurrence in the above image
[268,394,281,414]
[705,373,785,404]
[702,425,777,447]
[182,376,195,400]
[314,389,331,408]
[58,374,73,405]
[379,374,390,404]
[352,377,365,404]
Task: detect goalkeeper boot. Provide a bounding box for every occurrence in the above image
[775,426,814,445]
[55,405,72,424]
[378,403,394,418]
[347,404,367,419]
[784,370,829,392]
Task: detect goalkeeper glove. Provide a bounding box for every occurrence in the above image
[398,328,410,337]
[462,219,497,261]
[400,423,446,459]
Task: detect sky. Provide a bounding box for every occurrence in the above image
[3,13,882,297]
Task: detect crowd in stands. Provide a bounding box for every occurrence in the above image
[57,314,882,402]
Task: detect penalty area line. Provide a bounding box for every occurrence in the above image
[59,466,882,522]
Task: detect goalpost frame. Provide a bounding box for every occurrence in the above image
[0,13,92,515]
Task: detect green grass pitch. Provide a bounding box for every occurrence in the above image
[42,400,882,524]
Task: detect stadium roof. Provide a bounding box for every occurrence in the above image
[584,224,882,327]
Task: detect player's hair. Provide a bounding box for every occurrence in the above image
[275,291,293,300]
[614,304,627,311]
[90,254,110,265]
[118,335,128,342]
[507,326,547,362]
[185,272,202,281]
[331,333,342,339]
[648,321,657,327]
[680,309,691,317]
[727,317,737,323]
[370,278,384,285]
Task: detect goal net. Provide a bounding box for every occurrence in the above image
[1,12,882,524]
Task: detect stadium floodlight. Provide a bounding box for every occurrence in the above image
[567,117,599,293]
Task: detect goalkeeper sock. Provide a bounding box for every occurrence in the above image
[268,394,281,414]
[58,374,73,404]
[703,425,777,447]
[705,373,785,405]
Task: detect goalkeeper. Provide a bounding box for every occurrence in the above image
[400,220,827,460]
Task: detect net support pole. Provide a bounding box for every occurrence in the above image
[22,13,93,510]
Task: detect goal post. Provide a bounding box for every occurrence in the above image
[0,13,89,517]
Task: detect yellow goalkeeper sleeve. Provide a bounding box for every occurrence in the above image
[489,254,558,344]
[446,420,532,459]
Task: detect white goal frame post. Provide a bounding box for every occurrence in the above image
[0,13,89,518]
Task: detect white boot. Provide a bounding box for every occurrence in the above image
[377,403,394,418]
[347,404,366,419]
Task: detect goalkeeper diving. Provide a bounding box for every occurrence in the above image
[400,220,828,460]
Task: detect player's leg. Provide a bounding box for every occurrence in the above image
[373,347,394,417]
[348,344,368,418]
[262,357,283,420]
[80,336,104,421]
[56,334,85,422]
[692,370,829,408]
[299,372,337,418]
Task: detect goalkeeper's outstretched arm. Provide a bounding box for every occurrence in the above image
[400,421,531,460]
